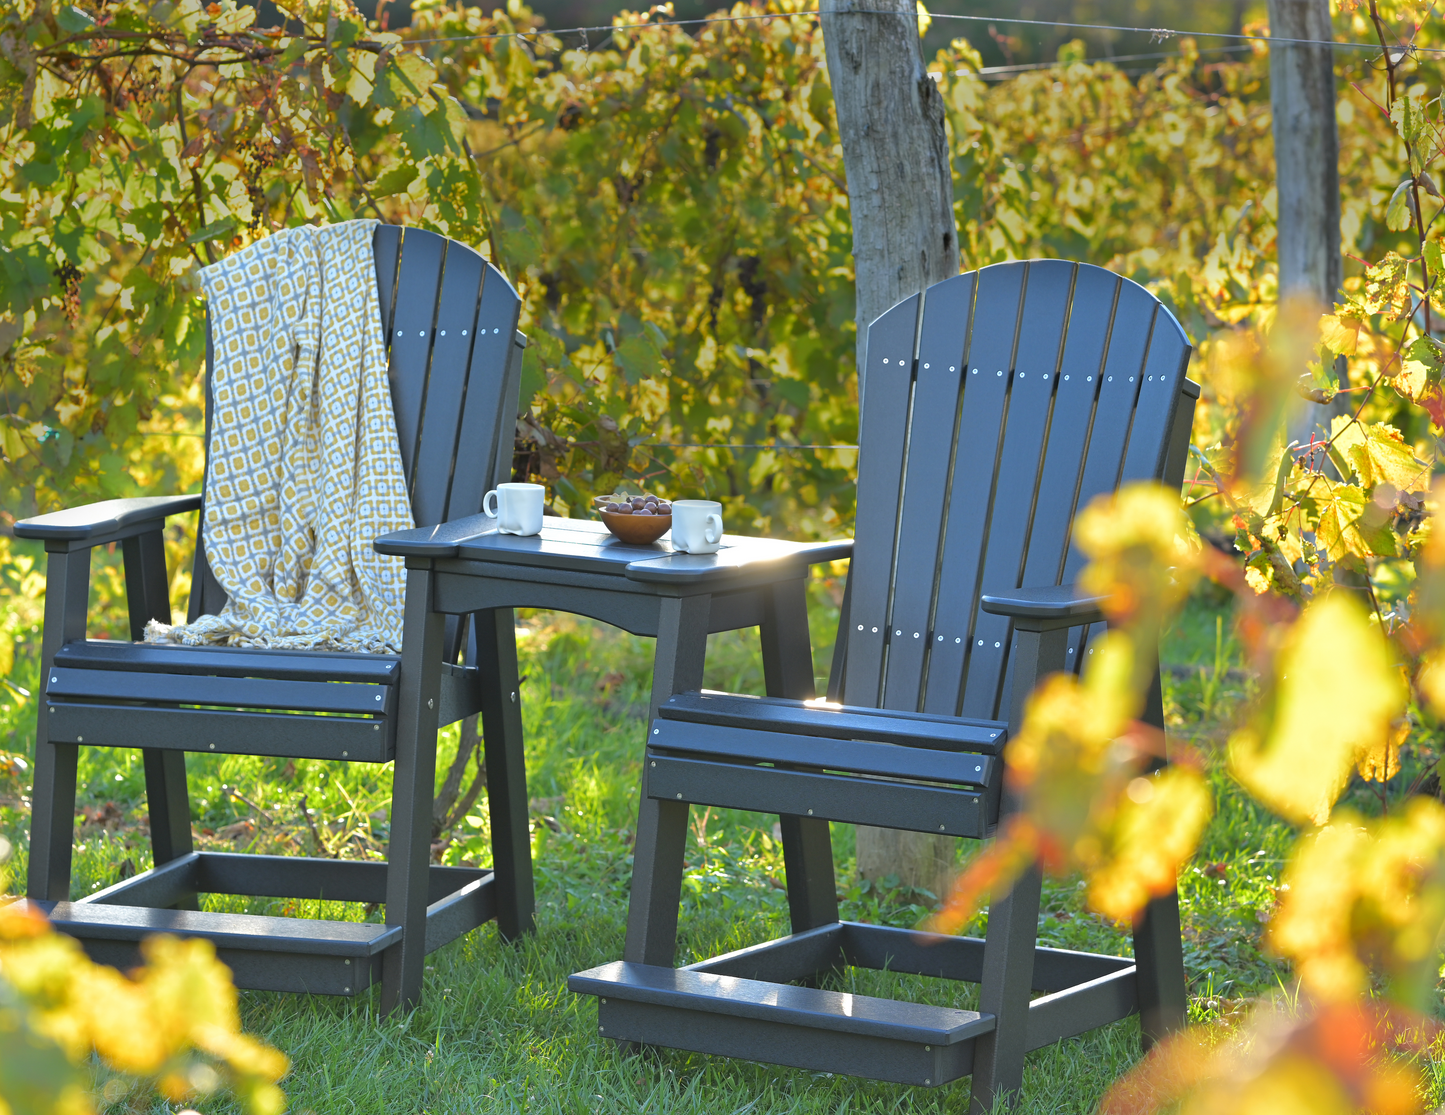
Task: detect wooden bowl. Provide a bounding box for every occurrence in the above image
[599,508,672,544]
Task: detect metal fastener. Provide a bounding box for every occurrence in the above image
[50,676,56,683]
[209,743,215,750]
[807,809,814,815]
[427,698,434,708]
[653,729,659,735]
[345,959,351,965]
[676,793,682,799]
[599,1025,605,1033]
[374,694,382,701]
[650,761,656,768]
[925,1078,931,1086]
[939,824,945,831]
[77,735,83,742]
[601,998,607,1004]
[344,986,351,993]
[342,751,348,758]
[925,1045,931,1052]
[510,691,517,702]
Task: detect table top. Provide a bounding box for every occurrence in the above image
[376,513,852,586]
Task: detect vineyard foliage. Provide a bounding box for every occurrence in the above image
[13,0,1445,1110]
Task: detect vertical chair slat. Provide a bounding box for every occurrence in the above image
[839,294,922,707]
[1119,314,1191,485]
[961,261,1075,720]
[373,225,403,341]
[446,264,524,521]
[411,242,486,528]
[919,263,1024,717]
[1018,266,1120,588]
[387,228,448,491]
[880,273,973,712]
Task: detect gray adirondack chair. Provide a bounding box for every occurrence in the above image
[570,259,1198,1108]
[16,226,531,1014]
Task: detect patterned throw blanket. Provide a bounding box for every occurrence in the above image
[146,220,414,653]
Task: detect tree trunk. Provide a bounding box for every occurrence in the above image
[822,0,958,896]
[1268,0,1342,307]
[821,0,957,400]
[1268,0,1347,439]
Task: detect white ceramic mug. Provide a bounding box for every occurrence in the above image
[483,482,545,536]
[671,499,724,554]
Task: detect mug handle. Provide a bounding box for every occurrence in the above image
[483,489,500,517]
[704,513,722,545]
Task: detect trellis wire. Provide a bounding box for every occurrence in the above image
[401,7,1440,57]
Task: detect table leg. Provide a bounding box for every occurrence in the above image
[383,568,445,1015]
[473,607,536,941]
[624,594,711,966]
[760,578,839,933]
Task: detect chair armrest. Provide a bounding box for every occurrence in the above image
[980,584,1107,632]
[373,512,497,558]
[14,495,203,550]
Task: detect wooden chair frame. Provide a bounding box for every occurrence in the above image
[17,225,531,1013]
[570,259,1198,1108]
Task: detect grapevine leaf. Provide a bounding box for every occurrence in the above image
[371,164,417,196]
[1331,416,1430,491]
[1320,311,1364,356]
[1386,178,1415,231]
[54,5,95,32]
[1230,594,1405,826]
[186,215,239,245]
[1314,481,1397,562]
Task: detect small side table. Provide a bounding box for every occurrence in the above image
[375,515,852,985]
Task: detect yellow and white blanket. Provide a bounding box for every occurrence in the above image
[146,220,414,653]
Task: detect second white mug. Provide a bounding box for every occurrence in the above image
[484,482,545,536]
[671,499,724,554]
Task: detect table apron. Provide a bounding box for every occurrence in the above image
[429,573,792,639]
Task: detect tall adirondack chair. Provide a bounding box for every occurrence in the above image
[17,226,531,1014]
[570,260,1198,1107]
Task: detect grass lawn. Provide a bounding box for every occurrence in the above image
[0,575,1431,1114]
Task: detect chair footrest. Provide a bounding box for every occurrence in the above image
[29,857,498,996]
[569,961,994,1087]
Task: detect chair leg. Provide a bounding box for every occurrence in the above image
[122,528,197,905]
[760,579,840,933]
[28,547,90,902]
[624,594,710,967]
[142,749,197,909]
[382,566,446,1015]
[1133,889,1187,1048]
[28,736,79,901]
[779,814,838,934]
[473,607,535,941]
[623,780,691,966]
[970,862,1043,1114]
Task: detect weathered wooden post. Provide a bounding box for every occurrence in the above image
[821,0,959,898]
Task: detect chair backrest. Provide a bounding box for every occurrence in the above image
[834,259,1197,721]
[187,226,525,639]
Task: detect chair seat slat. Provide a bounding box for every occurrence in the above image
[46,666,391,716]
[651,717,996,786]
[660,691,1003,751]
[53,640,400,684]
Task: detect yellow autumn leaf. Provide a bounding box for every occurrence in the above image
[1084,765,1214,922]
[1319,311,1363,356]
[1270,799,1445,1008]
[1229,594,1404,825]
[1357,718,1408,783]
[1331,416,1430,492]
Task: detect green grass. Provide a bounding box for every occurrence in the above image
[0,578,1373,1113]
